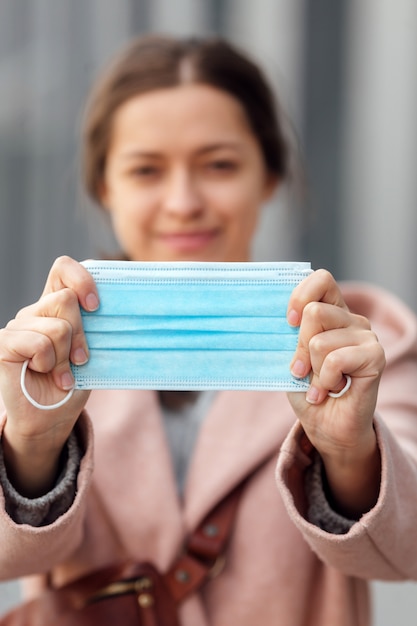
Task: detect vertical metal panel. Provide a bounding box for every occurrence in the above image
[22,0,92,304]
[0,0,42,324]
[129,0,151,34]
[89,0,131,59]
[299,0,348,277]
[149,0,209,35]
[340,0,417,311]
[225,0,307,262]
[0,1,132,325]
[208,0,228,34]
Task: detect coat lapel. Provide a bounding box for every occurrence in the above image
[86,390,184,570]
[183,390,296,530]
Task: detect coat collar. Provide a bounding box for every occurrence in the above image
[85,389,295,564]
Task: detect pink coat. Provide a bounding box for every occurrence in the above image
[1,283,417,626]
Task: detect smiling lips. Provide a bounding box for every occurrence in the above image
[157,229,219,252]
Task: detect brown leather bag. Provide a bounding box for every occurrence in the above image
[0,478,245,626]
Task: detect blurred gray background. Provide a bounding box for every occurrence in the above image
[0,0,416,623]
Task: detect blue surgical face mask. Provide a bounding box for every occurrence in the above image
[69,260,312,392]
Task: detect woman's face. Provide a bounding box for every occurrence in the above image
[100,84,277,262]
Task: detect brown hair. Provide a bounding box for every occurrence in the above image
[82,35,289,204]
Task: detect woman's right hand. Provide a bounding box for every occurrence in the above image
[0,256,99,496]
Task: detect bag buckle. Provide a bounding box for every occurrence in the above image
[88,575,153,605]
[209,554,226,579]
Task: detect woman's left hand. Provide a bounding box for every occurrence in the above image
[286,269,386,518]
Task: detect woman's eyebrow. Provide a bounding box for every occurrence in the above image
[118,142,244,161]
[119,150,162,161]
[196,142,243,155]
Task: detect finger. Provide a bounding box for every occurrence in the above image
[307,326,372,382]
[290,302,369,379]
[304,372,351,405]
[306,340,385,405]
[317,341,385,392]
[16,288,89,362]
[0,327,56,374]
[287,269,348,327]
[5,317,80,390]
[42,256,99,312]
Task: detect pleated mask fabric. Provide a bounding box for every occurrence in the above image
[71,260,312,391]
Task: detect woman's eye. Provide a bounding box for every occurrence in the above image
[206,160,238,172]
[130,165,160,178]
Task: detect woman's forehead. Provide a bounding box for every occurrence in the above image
[108,84,256,153]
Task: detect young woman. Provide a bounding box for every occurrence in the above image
[0,35,416,626]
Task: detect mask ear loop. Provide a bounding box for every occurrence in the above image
[328,375,352,399]
[20,359,74,411]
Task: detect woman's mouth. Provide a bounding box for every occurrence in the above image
[157,229,219,252]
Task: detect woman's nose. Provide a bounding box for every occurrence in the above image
[163,169,203,217]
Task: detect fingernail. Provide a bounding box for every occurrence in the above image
[306,386,320,404]
[287,309,299,326]
[73,348,88,365]
[86,293,99,311]
[291,359,306,379]
[61,371,74,390]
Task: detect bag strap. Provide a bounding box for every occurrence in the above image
[0,470,258,626]
[87,477,246,607]
[164,478,244,602]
